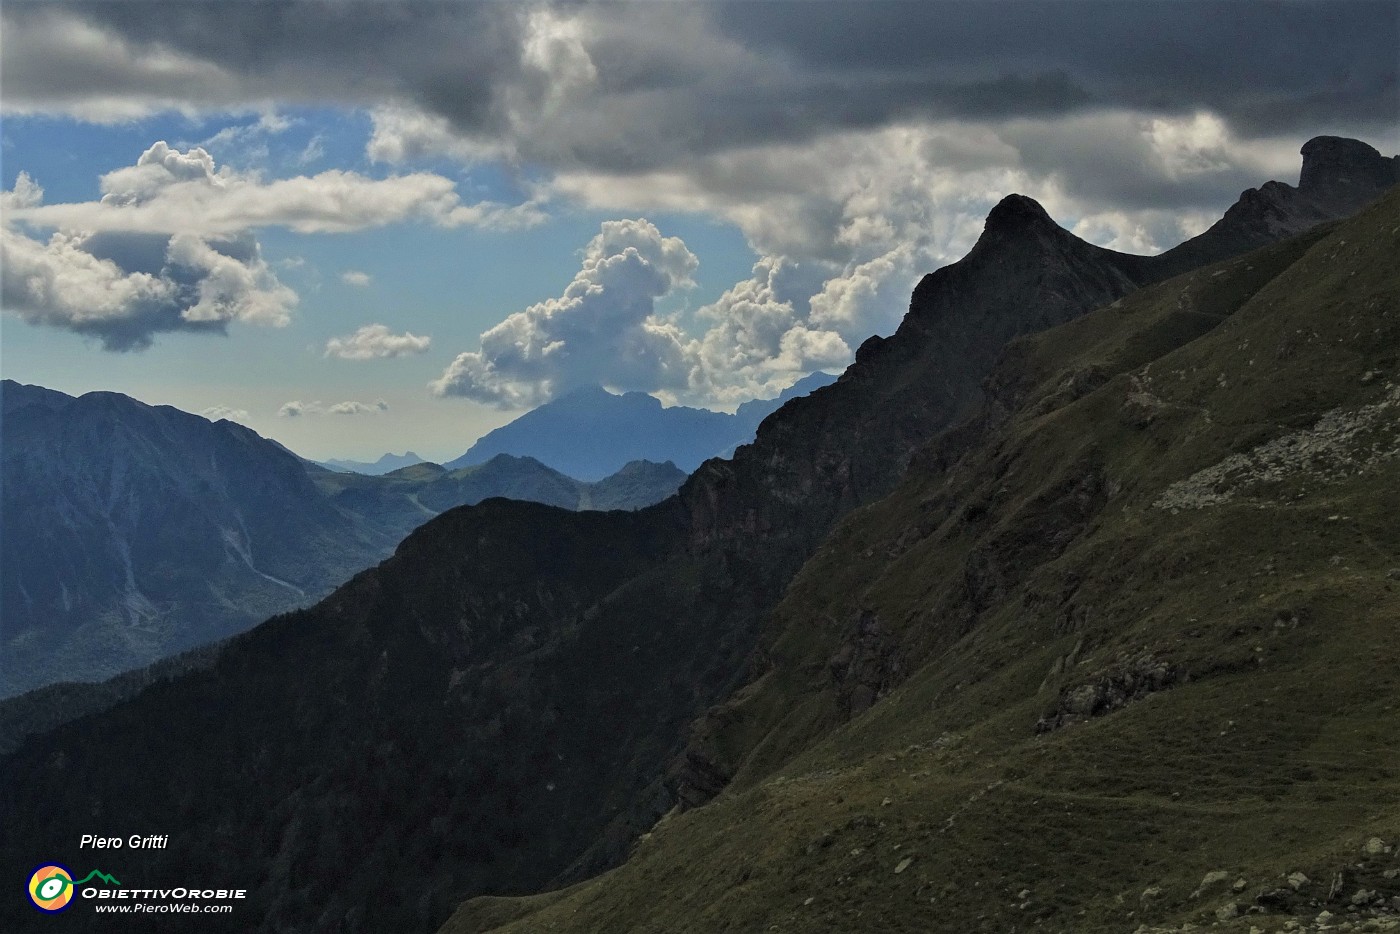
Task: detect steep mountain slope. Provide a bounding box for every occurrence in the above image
[0,453,684,751]
[444,372,837,480]
[0,383,394,698]
[581,459,691,511]
[681,137,1398,574]
[0,390,687,700]
[443,186,1400,934]
[0,139,1390,934]
[0,639,222,756]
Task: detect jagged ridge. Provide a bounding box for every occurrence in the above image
[0,138,1393,934]
[441,176,1400,934]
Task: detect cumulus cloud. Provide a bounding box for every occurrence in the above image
[278,399,389,418]
[1,172,44,211]
[200,405,251,424]
[9,141,544,237]
[433,220,854,408]
[340,270,372,287]
[432,218,698,407]
[689,257,850,405]
[2,174,296,350]
[5,3,1394,400]
[543,111,1313,357]
[1,142,537,349]
[329,399,390,416]
[325,324,430,360]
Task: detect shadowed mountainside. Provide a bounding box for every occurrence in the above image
[443,182,1400,934]
[0,138,1393,934]
[0,386,686,699]
[0,383,392,699]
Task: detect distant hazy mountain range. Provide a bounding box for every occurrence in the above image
[318,451,427,475]
[308,455,686,539]
[0,382,685,698]
[446,371,838,480]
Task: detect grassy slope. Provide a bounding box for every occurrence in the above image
[442,190,1400,933]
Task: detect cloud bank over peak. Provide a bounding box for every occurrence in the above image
[200,405,250,424]
[433,220,852,409]
[432,218,698,408]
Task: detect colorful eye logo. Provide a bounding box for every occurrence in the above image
[28,864,75,913]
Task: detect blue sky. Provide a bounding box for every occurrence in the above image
[2,107,762,460]
[2,2,1395,461]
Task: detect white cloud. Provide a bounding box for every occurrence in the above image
[433,220,852,408]
[325,324,430,360]
[689,256,849,405]
[432,218,697,407]
[1,143,535,349]
[2,227,176,333]
[1,172,44,211]
[9,141,546,236]
[165,233,295,326]
[198,112,298,163]
[297,134,325,166]
[329,399,390,416]
[340,270,372,288]
[367,104,498,165]
[278,399,389,417]
[200,405,251,424]
[1,177,296,350]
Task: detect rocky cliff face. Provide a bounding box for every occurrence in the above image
[440,174,1400,934]
[0,138,1393,934]
[1150,135,1400,277]
[678,134,1400,568]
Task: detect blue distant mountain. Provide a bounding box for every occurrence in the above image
[444,372,838,480]
[0,381,690,699]
[319,451,427,475]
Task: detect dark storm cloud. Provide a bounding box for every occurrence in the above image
[1,1,528,126]
[710,0,1398,137]
[4,1,1393,159]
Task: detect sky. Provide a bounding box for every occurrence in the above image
[2,1,1396,462]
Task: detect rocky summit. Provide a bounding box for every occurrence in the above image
[441,176,1400,934]
[0,138,1395,934]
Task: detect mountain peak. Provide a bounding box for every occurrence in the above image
[1300,135,1397,187]
[1297,136,1400,215]
[983,193,1058,236]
